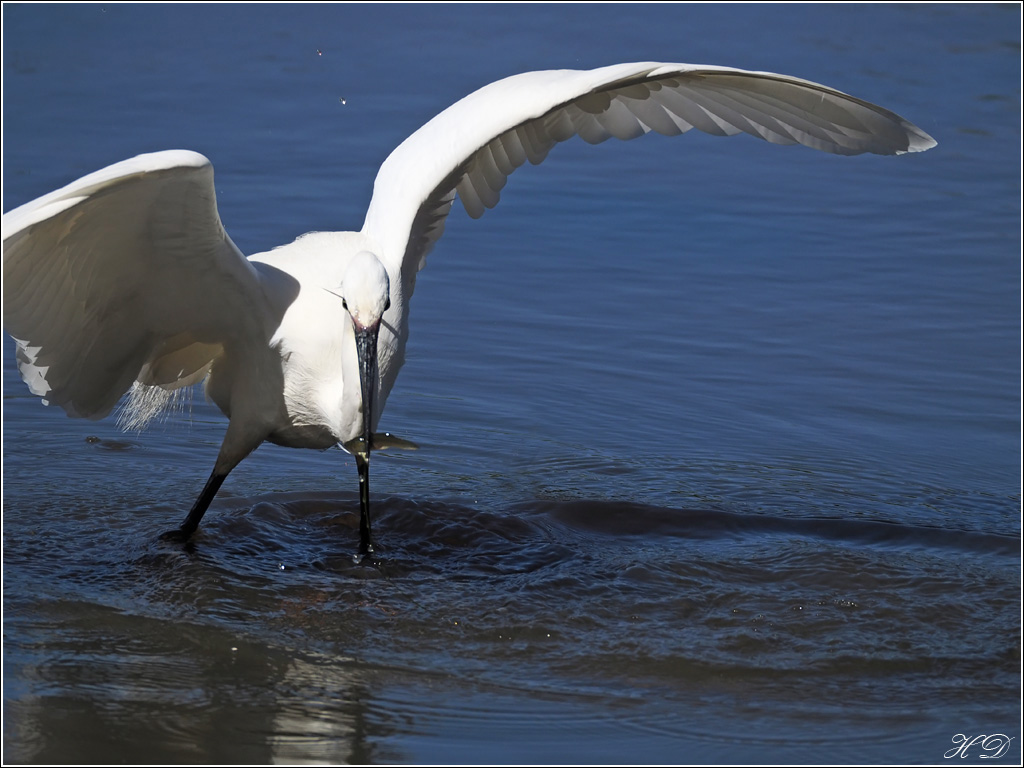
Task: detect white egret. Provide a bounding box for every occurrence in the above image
[2,62,935,556]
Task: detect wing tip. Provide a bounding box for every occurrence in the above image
[905,131,939,154]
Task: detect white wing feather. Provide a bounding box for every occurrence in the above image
[2,150,266,420]
[361,62,936,281]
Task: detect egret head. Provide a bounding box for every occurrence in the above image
[339,252,391,457]
[340,251,391,330]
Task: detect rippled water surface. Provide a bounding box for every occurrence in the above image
[3,4,1020,764]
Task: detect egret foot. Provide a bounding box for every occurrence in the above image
[159,527,191,543]
[157,526,199,555]
[352,548,377,566]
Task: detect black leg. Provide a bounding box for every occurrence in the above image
[161,469,227,542]
[355,452,373,557]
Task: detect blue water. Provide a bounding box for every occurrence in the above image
[3,3,1020,764]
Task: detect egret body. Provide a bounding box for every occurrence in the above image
[1,63,936,555]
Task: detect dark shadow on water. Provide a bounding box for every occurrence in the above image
[156,490,1021,565]
[530,498,1021,557]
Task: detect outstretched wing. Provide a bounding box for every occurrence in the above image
[2,150,266,419]
[361,62,936,282]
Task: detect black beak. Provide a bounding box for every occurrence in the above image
[354,322,380,451]
[353,321,380,558]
